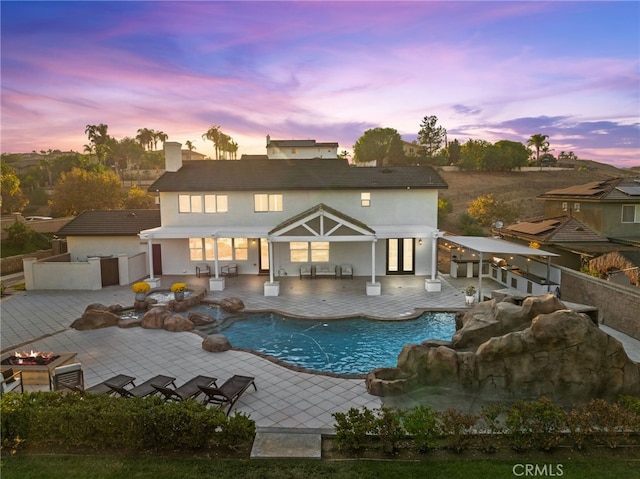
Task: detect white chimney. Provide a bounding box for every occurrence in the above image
[164,142,182,172]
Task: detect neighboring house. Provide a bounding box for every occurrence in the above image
[402,140,420,157]
[57,210,161,261]
[140,142,448,295]
[265,135,338,159]
[181,149,207,161]
[494,177,640,271]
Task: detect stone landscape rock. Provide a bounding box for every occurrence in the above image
[140,307,173,329]
[219,297,245,313]
[163,314,194,332]
[367,295,640,404]
[71,309,121,330]
[84,303,123,314]
[202,334,232,352]
[188,311,215,326]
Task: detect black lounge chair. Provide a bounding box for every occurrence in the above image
[107,374,175,398]
[85,374,136,395]
[152,375,218,402]
[199,375,256,415]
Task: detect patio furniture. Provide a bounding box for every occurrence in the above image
[51,363,85,392]
[199,375,257,415]
[85,374,136,395]
[152,375,218,402]
[1,368,23,396]
[315,263,337,279]
[221,264,238,277]
[107,374,176,398]
[299,264,313,279]
[196,264,211,278]
[340,264,353,279]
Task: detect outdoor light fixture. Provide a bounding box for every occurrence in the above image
[418,239,423,246]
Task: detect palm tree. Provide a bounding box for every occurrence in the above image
[527,133,549,167]
[136,128,154,151]
[184,141,195,160]
[202,125,221,160]
[152,130,168,150]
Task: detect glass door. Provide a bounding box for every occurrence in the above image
[258,238,270,275]
[386,238,415,274]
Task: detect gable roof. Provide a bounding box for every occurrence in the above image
[57,210,161,236]
[267,139,338,148]
[538,177,640,201]
[149,158,448,192]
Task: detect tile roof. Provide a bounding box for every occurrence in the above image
[500,216,608,243]
[268,139,339,148]
[57,210,161,236]
[538,177,640,201]
[148,158,448,192]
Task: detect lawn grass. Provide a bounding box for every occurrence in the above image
[2,456,639,479]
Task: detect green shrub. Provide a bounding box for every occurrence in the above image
[374,406,404,455]
[478,403,505,453]
[437,408,479,453]
[332,407,376,454]
[504,397,565,451]
[218,411,256,450]
[400,405,439,452]
[588,398,635,448]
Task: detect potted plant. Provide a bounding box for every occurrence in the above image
[463,286,476,305]
[171,282,187,301]
[132,282,150,301]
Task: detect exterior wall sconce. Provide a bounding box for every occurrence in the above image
[418,239,423,246]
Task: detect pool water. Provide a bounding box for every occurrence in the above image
[197,309,456,375]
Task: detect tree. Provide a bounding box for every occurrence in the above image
[467,193,522,227]
[85,123,111,164]
[184,141,195,160]
[527,133,549,166]
[417,115,447,160]
[152,130,168,150]
[484,140,529,171]
[445,139,461,165]
[124,184,155,209]
[136,128,154,151]
[1,162,28,214]
[203,125,221,160]
[353,127,405,166]
[459,139,491,170]
[50,167,122,216]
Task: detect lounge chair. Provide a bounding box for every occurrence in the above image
[51,363,84,392]
[107,374,176,398]
[85,374,136,395]
[196,264,211,278]
[299,264,313,279]
[1,368,23,396]
[340,264,353,279]
[152,375,218,402]
[199,375,256,415]
[221,264,238,277]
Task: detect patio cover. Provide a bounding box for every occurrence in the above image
[443,236,559,300]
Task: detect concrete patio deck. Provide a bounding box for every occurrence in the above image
[2,273,639,437]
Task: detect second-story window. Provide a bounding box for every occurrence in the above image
[361,192,371,207]
[574,202,580,212]
[622,205,640,223]
[180,194,227,213]
[204,194,228,213]
[254,194,283,212]
[178,194,202,213]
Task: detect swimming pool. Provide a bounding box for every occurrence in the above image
[197,309,456,375]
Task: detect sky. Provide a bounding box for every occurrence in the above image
[1,1,639,168]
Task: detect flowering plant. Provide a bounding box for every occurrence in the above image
[463,286,476,296]
[132,282,150,294]
[171,282,187,293]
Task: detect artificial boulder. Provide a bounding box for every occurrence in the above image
[219,297,245,313]
[367,295,640,404]
[163,314,194,332]
[202,334,232,352]
[188,311,215,326]
[71,309,121,330]
[140,307,173,329]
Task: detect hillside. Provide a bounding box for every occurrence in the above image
[438,162,634,234]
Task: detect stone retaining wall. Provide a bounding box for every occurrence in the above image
[1,250,53,276]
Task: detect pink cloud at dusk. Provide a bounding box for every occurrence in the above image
[1,1,638,168]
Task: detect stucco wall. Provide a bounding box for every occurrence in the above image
[559,266,640,340]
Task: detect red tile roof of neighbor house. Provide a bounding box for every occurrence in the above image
[57,210,161,236]
[148,158,448,192]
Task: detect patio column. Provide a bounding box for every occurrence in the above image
[143,235,160,288]
[367,238,381,295]
[477,252,484,301]
[213,235,219,278]
[269,239,274,283]
[209,234,225,291]
[264,237,280,296]
[426,231,444,292]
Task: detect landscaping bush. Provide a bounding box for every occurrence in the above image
[374,406,404,455]
[332,407,377,454]
[478,403,505,453]
[504,397,565,451]
[0,391,255,454]
[437,408,479,453]
[400,405,439,453]
[588,398,636,449]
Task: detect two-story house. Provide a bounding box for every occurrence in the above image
[140,142,448,296]
[494,177,640,276]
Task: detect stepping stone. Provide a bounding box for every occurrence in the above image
[250,430,322,459]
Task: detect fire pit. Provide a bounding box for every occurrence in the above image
[0,351,77,386]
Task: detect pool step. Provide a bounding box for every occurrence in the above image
[250,428,323,459]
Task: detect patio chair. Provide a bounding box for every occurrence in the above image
[51,363,84,392]
[196,264,211,278]
[1,368,23,396]
[106,374,176,398]
[199,375,257,415]
[221,264,238,277]
[85,374,136,395]
[299,264,313,279]
[340,264,353,279]
[152,375,218,402]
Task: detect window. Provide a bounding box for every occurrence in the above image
[189,238,216,261]
[204,195,228,213]
[234,238,248,260]
[217,238,233,260]
[573,202,580,212]
[190,238,247,261]
[289,241,330,262]
[561,202,568,211]
[254,194,283,212]
[361,192,371,207]
[622,205,640,223]
[180,195,227,213]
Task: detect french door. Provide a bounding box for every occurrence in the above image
[386,238,415,275]
[258,238,270,274]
